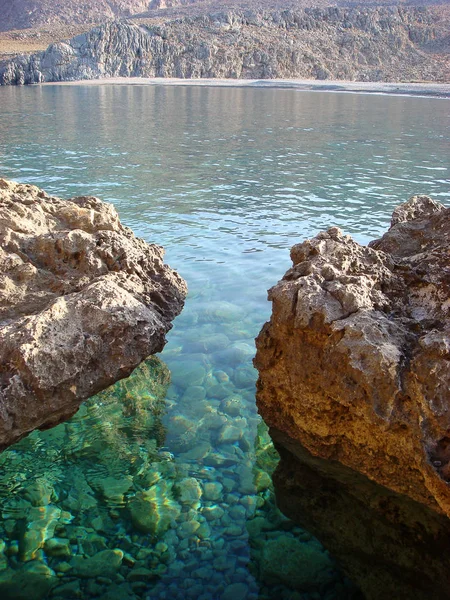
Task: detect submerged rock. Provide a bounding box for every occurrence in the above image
[260,536,335,590]
[0,561,57,600]
[0,179,187,451]
[255,195,450,599]
[128,480,181,536]
[70,549,124,578]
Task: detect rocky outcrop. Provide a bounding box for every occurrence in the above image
[0,178,187,451]
[1,6,449,84]
[0,0,151,32]
[255,195,450,598]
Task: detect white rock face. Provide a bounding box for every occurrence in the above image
[1,7,448,85]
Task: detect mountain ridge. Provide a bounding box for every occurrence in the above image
[1,0,448,31]
[1,6,448,85]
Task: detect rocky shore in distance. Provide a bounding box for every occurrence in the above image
[1,6,449,85]
[0,178,187,451]
[255,195,450,599]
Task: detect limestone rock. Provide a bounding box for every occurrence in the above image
[128,480,181,535]
[0,561,57,600]
[256,194,450,514]
[255,195,450,598]
[1,7,448,85]
[260,536,335,590]
[70,548,124,578]
[0,178,187,451]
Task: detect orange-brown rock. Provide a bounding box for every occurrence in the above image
[255,194,450,598]
[255,195,450,514]
[0,179,187,451]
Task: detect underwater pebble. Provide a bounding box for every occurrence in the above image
[181,386,206,403]
[93,476,133,506]
[186,333,230,353]
[128,484,181,535]
[225,492,240,505]
[170,361,206,389]
[51,579,81,598]
[221,582,249,600]
[254,470,272,493]
[260,537,335,590]
[229,505,247,520]
[23,480,53,507]
[178,521,200,539]
[44,537,71,558]
[196,522,211,539]
[224,524,244,537]
[213,555,235,571]
[127,566,155,582]
[192,567,211,580]
[214,370,230,383]
[233,365,257,389]
[70,549,124,578]
[206,384,233,400]
[187,583,205,596]
[178,442,211,461]
[215,343,255,367]
[199,412,227,431]
[237,473,255,495]
[174,478,203,506]
[203,482,223,502]
[217,424,243,445]
[220,396,243,417]
[202,505,225,521]
[199,301,245,324]
[54,562,72,574]
[0,561,57,600]
[222,477,236,492]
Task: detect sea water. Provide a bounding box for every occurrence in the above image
[0,84,448,600]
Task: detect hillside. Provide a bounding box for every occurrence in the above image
[0,0,448,31]
[0,1,148,32]
[1,6,449,85]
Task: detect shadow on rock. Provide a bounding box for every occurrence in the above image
[272,428,450,600]
[246,423,363,599]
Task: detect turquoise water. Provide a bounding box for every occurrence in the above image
[0,85,449,600]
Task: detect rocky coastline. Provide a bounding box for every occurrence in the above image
[1,6,449,85]
[0,178,187,451]
[255,195,450,599]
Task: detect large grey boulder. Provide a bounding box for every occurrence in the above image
[0,178,187,451]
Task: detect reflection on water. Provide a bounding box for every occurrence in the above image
[272,429,450,600]
[0,85,448,599]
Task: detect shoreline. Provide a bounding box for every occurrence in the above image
[41,77,450,98]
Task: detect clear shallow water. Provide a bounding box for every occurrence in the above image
[0,85,449,600]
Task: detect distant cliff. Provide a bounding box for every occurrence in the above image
[0,0,148,32]
[1,6,448,84]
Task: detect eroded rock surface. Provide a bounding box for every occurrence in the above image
[0,178,187,451]
[256,194,450,513]
[255,194,449,597]
[1,7,449,85]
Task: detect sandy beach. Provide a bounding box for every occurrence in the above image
[42,77,450,98]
